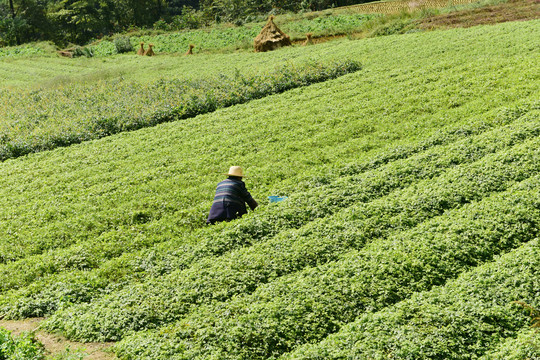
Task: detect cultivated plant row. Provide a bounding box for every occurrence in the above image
[111,172,540,359]
[0,21,535,271]
[43,131,540,343]
[281,237,540,360]
[0,60,360,161]
[0,104,533,306]
[0,106,505,297]
[0,106,537,320]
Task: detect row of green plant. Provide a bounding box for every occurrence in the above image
[1,21,533,271]
[0,328,43,360]
[110,170,540,359]
[0,103,533,313]
[0,43,51,59]
[2,61,525,284]
[281,237,540,360]
[480,328,540,360]
[0,23,537,359]
[43,122,540,342]
[0,59,361,162]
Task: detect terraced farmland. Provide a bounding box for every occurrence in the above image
[335,0,479,14]
[0,18,539,360]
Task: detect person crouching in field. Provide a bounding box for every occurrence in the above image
[207,166,258,224]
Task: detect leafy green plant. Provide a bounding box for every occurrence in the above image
[0,103,536,316]
[282,237,540,360]
[0,59,360,162]
[51,137,540,348]
[480,328,540,360]
[0,329,44,360]
[113,36,134,53]
[72,46,94,58]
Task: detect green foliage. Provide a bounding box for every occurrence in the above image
[0,59,360,162]
[281,237,540,359]
[0,108,527,319]
[0,107,531,320]
[113,36,133,53]
[369,15,414,36]
[0,43,47,58]
[0,15,28,46]
[167,6,206,30]
[55,136,540,348]
[0,329,44,360]
[514,301,540,329]
[48,346,87,360]
[0,0,49,46]
[71,46,94,58]
[86,14,374,55]
[481,328,540,360]
[0,20,538,360]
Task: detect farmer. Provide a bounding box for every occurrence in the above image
[207,166,258,224]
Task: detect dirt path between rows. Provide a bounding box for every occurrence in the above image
[0,318,114,359]
[417,0,540,29]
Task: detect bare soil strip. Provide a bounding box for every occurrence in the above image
[418,0,540,29]
[0,318,113,359]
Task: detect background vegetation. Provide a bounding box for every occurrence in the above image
[0,0,376,46]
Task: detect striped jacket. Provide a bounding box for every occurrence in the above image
[207,177,257,224]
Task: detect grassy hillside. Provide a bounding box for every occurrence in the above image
[0,18,539,360]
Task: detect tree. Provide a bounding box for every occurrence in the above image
[0,0,49,45]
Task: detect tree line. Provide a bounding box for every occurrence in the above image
[0,0,365,47]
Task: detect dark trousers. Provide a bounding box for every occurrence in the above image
[207,201,247,224]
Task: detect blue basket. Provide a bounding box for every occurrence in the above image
[268,196,288,203]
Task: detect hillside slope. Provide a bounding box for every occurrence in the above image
[0,19,539,359]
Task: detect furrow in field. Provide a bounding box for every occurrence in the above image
[111,173,540,359]
[43,126,540,342]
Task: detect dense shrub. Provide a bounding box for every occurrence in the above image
[480,328,540,360]
[113,36,134,53]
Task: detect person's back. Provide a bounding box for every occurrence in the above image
[207,166,258,224]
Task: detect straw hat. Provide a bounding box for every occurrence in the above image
[224,166,246,177]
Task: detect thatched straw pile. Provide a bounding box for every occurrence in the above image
[144,44,155,56]
[137,42,145,55]
[253,16,291,52]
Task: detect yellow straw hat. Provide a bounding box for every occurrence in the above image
[224,166,246,177]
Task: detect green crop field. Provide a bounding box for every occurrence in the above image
[0,16,539,360]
